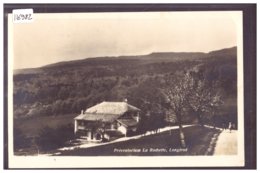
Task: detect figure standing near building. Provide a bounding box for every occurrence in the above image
[228,122,232,133]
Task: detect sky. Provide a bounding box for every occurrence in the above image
[9,11,241,69]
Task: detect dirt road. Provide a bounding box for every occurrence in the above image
[213,130,237,155]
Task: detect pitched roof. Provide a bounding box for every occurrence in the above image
[74,113,121,123]
[117,118,139,127]
[85,101,140,115]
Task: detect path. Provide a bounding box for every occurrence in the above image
[213,129,237,155]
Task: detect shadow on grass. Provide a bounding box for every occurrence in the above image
[57,125,221,156]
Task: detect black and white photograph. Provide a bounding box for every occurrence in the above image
[4,4,256,169]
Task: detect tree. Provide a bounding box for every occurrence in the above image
[207,91,223,128]
[127,79,167,134]
[13,127,31,150]
[36,124,75,151]
[188,71,223,126]
[162,72,193,148]
[83,120,106,141]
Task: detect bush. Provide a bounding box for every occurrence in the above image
[13,127,31,150]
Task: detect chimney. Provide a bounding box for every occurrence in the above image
[124,98,128,103]
[81,110,84,114]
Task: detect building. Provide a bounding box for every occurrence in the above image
[74,101,141,141]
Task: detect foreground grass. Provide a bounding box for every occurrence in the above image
[57,126,220,156]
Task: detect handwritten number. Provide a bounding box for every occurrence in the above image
[14,14,32,21]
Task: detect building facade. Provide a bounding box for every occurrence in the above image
[74,101,140,141]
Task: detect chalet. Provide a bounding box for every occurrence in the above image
[74,101,141,141]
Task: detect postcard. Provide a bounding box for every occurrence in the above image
[4,4,256,169]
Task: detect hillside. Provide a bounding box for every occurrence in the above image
[13,46,238,154]
[13,47,237,123]
[15,51,206,74]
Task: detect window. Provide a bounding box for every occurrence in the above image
[79,121,85,126]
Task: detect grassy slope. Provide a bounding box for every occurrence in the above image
[14,114,76,137]
[57,126,220,156]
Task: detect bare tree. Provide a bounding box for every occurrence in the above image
[188,72,223,127]
[162,70,223,147]
[86,120,105,140]
[162,72,193,148]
